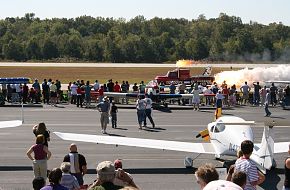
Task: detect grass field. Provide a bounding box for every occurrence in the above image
[0,66,233,84]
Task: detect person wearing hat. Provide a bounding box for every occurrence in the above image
[88,161,136,190]
[97,96,111,134]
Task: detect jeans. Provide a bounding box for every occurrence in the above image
[144,109,155,126]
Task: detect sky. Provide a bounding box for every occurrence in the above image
[0,0,289,26]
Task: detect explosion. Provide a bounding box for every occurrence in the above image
[214,65,290,87]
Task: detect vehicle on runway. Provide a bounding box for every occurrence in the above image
[54,116,290,174]
[154,66,214,85]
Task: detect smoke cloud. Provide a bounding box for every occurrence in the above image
[214,65,290,87]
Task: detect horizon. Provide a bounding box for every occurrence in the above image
[0,0,289,26]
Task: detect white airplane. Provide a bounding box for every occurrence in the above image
[54,116,290,174]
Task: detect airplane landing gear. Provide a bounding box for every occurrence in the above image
[215,154,221,159]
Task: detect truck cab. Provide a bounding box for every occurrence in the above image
[155,68,191,85]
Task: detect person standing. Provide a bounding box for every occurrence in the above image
[270,82,278,106]
[27,135,52,181]
[260,86,267,106]
[97,96,111,134]
[240,81,251,105]
[283,145,290,190]
[252,82,261,106]
[76,85,83,108]
[234,140,264,190]
[70,82,78,104]
[84,81,92,108]
[110,102,118,129]
[32,79,41,104]
[192,83,200,111]
[33,122,50,147]
[49,81,57,106]
[42,79,50,104]
[264,89,271,117]
[93,80,100,91]
[144,94,155,128]
[136,95,146,129]
[63,144,87,186]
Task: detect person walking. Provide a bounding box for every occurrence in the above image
[143,94,155,128]
[27,135,52,181]
[97,96,111,134]
[136,95,146,129]
[264,89,271,117]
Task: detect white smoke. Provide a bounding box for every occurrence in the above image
[214,65,290,87]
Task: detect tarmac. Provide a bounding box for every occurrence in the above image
[0,103,289,190]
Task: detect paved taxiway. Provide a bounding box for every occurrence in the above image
[0,104,289,190]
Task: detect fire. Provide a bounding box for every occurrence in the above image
[176,60,193,67]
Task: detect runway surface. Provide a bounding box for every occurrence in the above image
[0,62,287,68]
[0,104,289,190]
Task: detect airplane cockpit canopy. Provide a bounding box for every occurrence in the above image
[210,123,225,133]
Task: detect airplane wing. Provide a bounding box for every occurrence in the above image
[0,120,22,128]
[255,142,290,154]
[104,92,138,98]
[54,132,216,154]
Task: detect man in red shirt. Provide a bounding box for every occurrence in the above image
[113,81,121,103]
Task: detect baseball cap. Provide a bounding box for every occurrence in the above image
[203,180,242,190]
[96,161,115,175]
[114,159,122,169]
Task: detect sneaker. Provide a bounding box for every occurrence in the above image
[101,130,104,134]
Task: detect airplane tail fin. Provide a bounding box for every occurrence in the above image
[252,126,274,174]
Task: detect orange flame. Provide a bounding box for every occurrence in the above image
[176,60,193,67]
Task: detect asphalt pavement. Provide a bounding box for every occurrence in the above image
[0,103,289,190]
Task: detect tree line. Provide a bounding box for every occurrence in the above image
[0,13,290,62]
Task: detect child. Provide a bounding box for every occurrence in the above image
[110,102,118,128]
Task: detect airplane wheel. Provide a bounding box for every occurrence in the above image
[215,154,221,159]
[184,157,193,168]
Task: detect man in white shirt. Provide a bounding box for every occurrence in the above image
[143,94,155,128]
[93,80,100,91]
